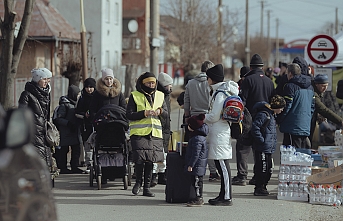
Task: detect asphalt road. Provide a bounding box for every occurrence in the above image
[54,90,343,221]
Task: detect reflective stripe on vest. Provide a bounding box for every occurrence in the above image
[129,90,164,138]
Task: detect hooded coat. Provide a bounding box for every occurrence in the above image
[54,85,81,147]
[184,72,210,117]
[185,123,209,176]
[157,81,171,153]
[251,102,277,154]
[89,78,126,117]
[205,81,239,160]
[277,73,315,136]
[126,74,168,163]
[18,81,52,167]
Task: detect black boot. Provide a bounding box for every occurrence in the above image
[143,162,155,197]
[157,172,166,185]
[132,163,143,195]
[150,173,158,187]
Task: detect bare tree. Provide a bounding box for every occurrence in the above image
[163,0,242,70]
[58,41,82,87]
[0,0,34,109]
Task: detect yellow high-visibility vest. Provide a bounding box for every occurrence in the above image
[129,90,164,138]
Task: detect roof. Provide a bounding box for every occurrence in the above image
[0,0,79,40]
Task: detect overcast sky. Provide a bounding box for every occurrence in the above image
[161,0,343,43]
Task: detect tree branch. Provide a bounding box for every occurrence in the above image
[13,0,35,72]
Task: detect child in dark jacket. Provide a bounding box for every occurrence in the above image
[250,95,286,196]
[185,114,209,206]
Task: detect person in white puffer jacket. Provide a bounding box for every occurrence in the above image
[204,64,239,206]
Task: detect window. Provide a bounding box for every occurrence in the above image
[105,0,110,23]
[115,2,119,25]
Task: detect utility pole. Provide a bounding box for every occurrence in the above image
[217,0,223,64]
[275,18,279,67]
[267,10,271,67]
[260,0,264,39]
[245,0,250,65]
[335,7,338,34]
[150,0,160,75]
[80,0,88,81]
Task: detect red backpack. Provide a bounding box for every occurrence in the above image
[222,95,244,123]
[213,91,244,123]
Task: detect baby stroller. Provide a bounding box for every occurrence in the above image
[89,104,131,190]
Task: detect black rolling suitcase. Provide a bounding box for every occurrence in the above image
[165,124,196,203]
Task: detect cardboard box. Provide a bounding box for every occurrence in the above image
[307,164,343,186]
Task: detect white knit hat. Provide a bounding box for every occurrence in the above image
[101,68,114,81]
[31,68,52,83]
[158,72,173,86]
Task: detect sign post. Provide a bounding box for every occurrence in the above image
[306,34,338,66]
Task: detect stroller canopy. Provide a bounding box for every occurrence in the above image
[93,104,129,131]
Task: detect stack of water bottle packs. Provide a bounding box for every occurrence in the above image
[334,129,343,147]
[277,145,313,201]
[308,184,343,206]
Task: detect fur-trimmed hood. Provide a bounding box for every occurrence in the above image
[96,78,122,98]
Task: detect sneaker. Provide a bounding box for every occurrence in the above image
[209,173,221,182]
[249,177,256,185]
[187,198,204,207]
[254,187,269,196]
[232,176,247,186]
[209,198,233,206]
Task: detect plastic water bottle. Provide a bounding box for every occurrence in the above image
[279,165,285,181]
[288,183,294,197]
[278,182,283,196]
[320,185,326,203]
[284,165,290,175]
[315,185,321,203]
[337,186,342,203]
[325,185,332,205]
[309,185,316,203]
[298,183,304,197]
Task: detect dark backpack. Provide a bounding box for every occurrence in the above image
[230,107,252,142]
[52,105,60,128]
[336,80,343,99]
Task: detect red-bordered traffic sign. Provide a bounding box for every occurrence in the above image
[306,34,338,65]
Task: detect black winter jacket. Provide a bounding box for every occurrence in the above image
[76,89,95,141]
[89,78,126,118]
[185,124,209,176]
[157,82,171,152]
[239,68,274,112]
[126,75,168,163]
[55,96,80,147]
[18,81,52,167]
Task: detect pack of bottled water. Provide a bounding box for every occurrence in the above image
[277,145,313,201]
[308,184,342,206]
[280,145,314,164]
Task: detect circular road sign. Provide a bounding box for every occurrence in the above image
[306,34,338,65]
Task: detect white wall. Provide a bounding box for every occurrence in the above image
[50,0,122,79]
[101,0,122,75]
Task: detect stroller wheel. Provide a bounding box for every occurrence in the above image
[89,166,94,187]
[97,176,101,190]
[123,176,128,190]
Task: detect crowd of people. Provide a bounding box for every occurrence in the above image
[17,52,343,208]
